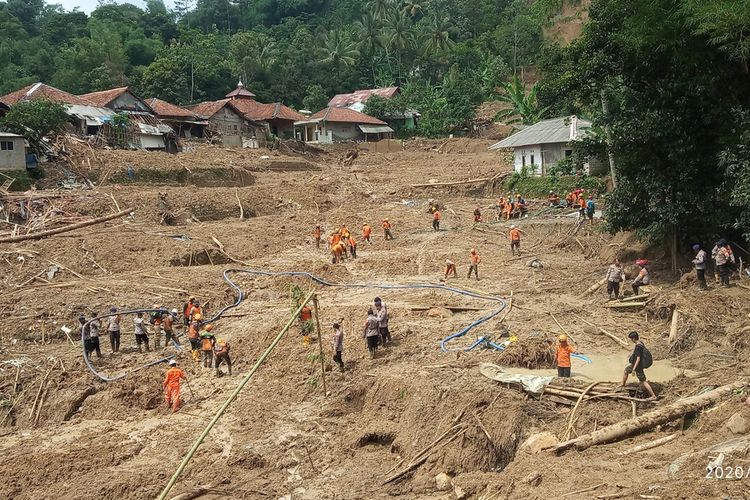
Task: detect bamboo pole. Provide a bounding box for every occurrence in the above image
[619,433,678,455]
[0,208,132,243]
[312,295,327,397]
[574,315,629,349]
[668,309,680,345]
[157,291,316,500]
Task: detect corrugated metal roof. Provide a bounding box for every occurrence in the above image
[358,124,394,134]
[328,87,400,108]
[488,116,593,149]
[0,132,23,138]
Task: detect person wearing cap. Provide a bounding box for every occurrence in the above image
[621,331,657,401]
[163,309,179,346]
[107,307,121,353]
[182,296,196,328]
[713,239,733,287]
[554,335,575,378]
[432,209,441,231]
[509,225,522,256]
[547,191,560,207]
[89,311,102,358]
[374,297,391,345]
[134,312,150,353]
[163,360,187,413]
[632,259,650,295]
[515,194,527,217]
[313,224,321,249]
[362,223,372,244]
[605,257,626,300]
[150,305,164,349]
[363,308,380,358]
[382,218,393,240]
[214,337,232,376]
[187,311,203,361]
[444,259,457,280]
[200,324,216,368]
[331,322,344,372]
[692,244,708,290]
[467,248,481,280]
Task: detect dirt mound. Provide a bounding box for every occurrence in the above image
[497,336,555,369]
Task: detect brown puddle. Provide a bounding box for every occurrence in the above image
[503,353,696,383]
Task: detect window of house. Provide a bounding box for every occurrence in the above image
[565,149,573,158]
[522,154,526,167]
[530,154,535,165]
[0,141,14,151]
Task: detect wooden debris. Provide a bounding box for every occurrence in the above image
[668,309,680,345]
[574,315,629,349]
[0,208,132,243]
[582,278,607,297]
[604,301,647,308]
[619,433,679,455]
[551,380,747,453]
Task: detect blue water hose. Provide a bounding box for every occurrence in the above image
[82,268,507,382]
[571,353,592,363]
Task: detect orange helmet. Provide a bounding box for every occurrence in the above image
[193,313,202,321]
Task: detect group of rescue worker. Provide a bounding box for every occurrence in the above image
[315,220,392,264]
[494,193,529,221]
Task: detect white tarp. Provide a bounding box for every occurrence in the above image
[479,362,554,395]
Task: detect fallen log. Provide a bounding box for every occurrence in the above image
[574,315,629,349]
[668,309,680,345]
[603,301,647,308]
[411,174,508,188]
[619,433,678,455]
[0,208,132,244]
[582,278,607,296]
[619,294,650,302]
[551,380,748,453]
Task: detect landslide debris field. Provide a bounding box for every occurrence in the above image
[1,140,749,500]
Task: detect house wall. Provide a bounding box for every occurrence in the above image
[210,107,244,147]
[513,145,543,175]
[111,93,152,113]
[324,122,362,141]
[0,137,26,170]
[269,119,295,139]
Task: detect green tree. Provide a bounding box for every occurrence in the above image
[683,0,750,73]
[0,99,69,150]
[421,15,455,57]
[302,84,329,111]
[383,9,414,84]
[317,29,360,80]
[402,0,427,19]
[494,75,547,125]
[368,0,396,21]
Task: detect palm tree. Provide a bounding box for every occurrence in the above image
[401,0,427,18]
[356,13,385,84]
[421,15,455,57]
[368,0,396,21]
[317,30,360,79]
[383,10,414,84]
[494,75,549,126]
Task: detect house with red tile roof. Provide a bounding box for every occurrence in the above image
[185,98,266,148]
[327,86,419,132]
[79,86,155,114]
[294,107,393,143]
[224,82,305,139]
[146,98,208,139]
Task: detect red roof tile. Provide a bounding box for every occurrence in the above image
[146,98,198,119]
[185,99,236,119]
[79,87,129,107]
[0,82,92,106]
[328,87,400,108]
[308,107,387,125]
[225,84,256,99]
[231,99,306,122]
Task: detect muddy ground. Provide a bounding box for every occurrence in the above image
[1,140,749,499]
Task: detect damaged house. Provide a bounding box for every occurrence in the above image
[146,98,208,140]
[186,98,268,148]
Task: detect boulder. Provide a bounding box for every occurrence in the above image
[518,431,559,454]
[435,473,452,491]
[725,413,747,435]
[453,485,467,500]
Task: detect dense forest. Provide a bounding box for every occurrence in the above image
[2,0,750,248]
[0,0,550,137]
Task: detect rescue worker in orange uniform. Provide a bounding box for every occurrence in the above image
[509,224,522,256]
[362,223,372,244]
[214,338,232,376]
[182,296,196,329]
[188,312,202,361]
[300,305,313,345]
[200,323,216,368]
[495,197,505,221]
[382,218,393,240]
[468,249,481,280]
[432,209,441,231]
[163,359,187,413]
[329,231,341,247]
[554,335,575,378]
[313,224,321,249]
[565,192,575,208]
[348,234,358,258]
[577,194,586,218]
[331,242,346,264]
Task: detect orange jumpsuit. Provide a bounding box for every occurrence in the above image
[332,242,345,263]
[349,236,357,258]
[382,221,393,240]
[163,367,186,412]
[362,224,372,243]
[314,226,321,248]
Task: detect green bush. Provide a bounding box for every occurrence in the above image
[505,174,605,198]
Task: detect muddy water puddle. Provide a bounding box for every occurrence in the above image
[505,353,696,383]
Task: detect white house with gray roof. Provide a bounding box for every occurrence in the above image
[489,115,604,176]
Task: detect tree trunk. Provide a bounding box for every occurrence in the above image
[0,209,132,244]
[600,89,618,189]
[552,380,747,453]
